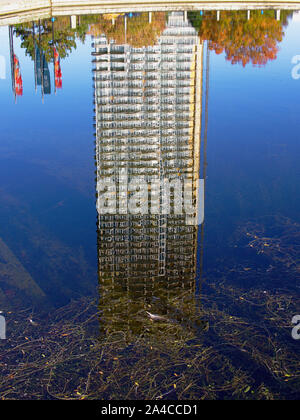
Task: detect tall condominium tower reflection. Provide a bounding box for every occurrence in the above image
[93,12,205,336]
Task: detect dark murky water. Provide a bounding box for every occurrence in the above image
[0,10,299,400]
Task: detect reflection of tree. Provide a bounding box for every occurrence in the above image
[14,15,99,62]
[88,12,166,47]
[191,10,292,67]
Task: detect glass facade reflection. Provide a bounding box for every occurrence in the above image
[93,12,204,335]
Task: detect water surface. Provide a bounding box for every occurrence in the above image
[0,9,299,400]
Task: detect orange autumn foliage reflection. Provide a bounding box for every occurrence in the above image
[199,11,286,67]
[88,13,166,47]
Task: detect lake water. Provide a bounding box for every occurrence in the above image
[0,9,299,400]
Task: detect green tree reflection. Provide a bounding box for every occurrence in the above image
[14,15,99,62]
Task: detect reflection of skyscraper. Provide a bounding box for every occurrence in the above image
[93,12,204,336]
